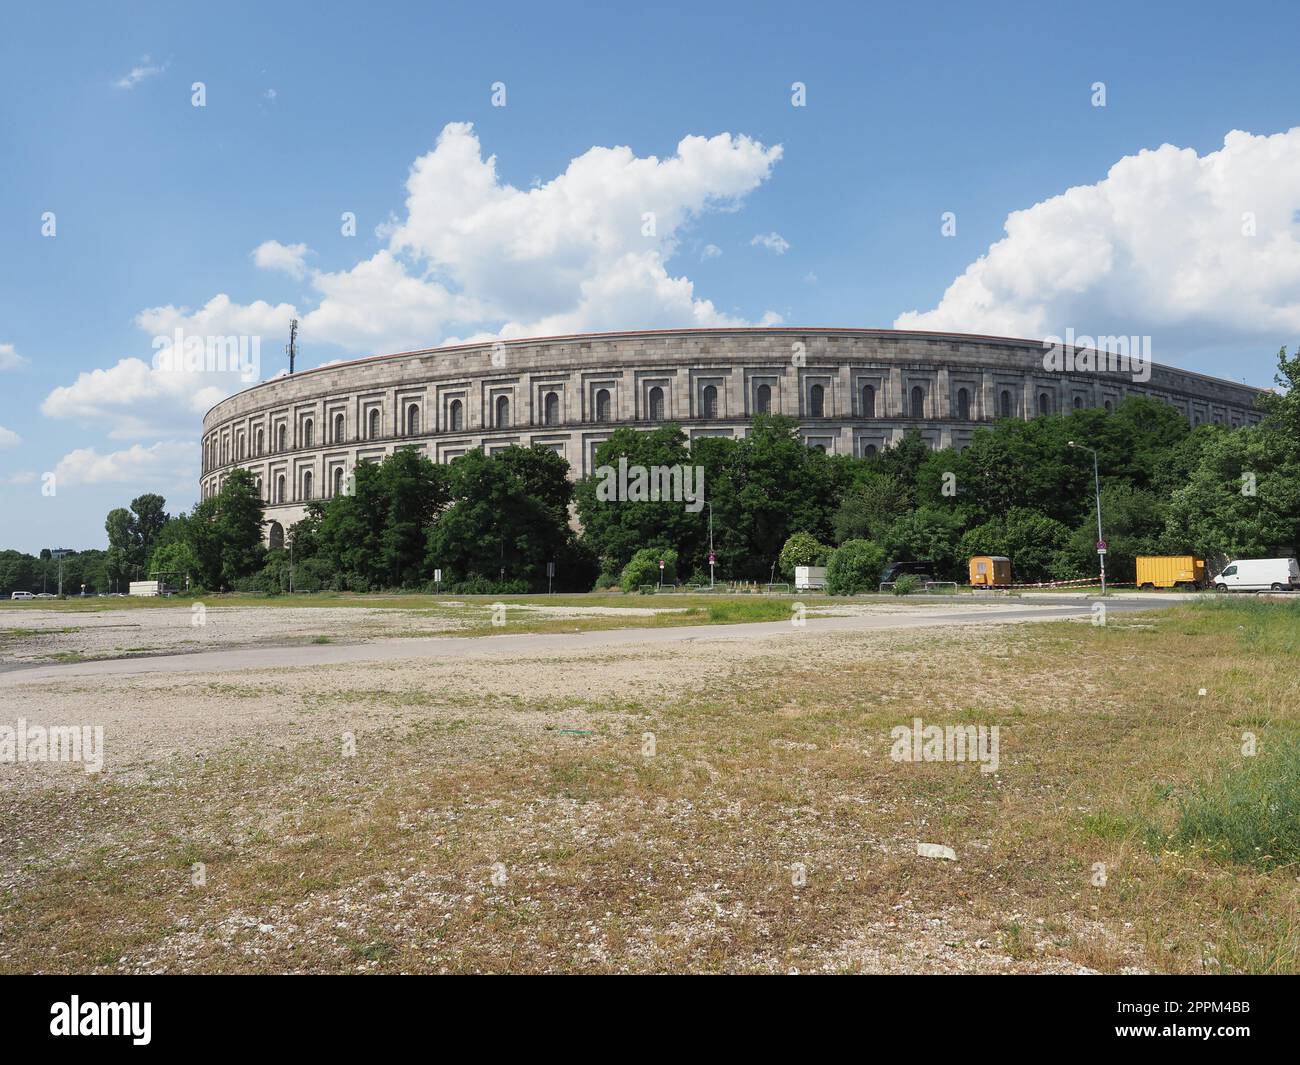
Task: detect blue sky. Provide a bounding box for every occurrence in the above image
[2,0,1298,553]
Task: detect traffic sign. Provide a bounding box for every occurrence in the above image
[1096,540,1107,554]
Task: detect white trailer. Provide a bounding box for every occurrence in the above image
[128,580,163,597]
[1212,558,1299,591]
[794,566,827,591]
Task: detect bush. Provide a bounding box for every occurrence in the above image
[620,548,677,591]
[891,573,923,596]
[593,572,620,591]
[825,539,886,595]
[439,576,530,595]
[778,531,830,579]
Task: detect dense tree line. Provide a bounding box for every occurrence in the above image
[576,346,1300,587]
[4,347,1296,598]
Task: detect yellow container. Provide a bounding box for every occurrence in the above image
[969,555,1012,588]
[1136,555,1206,589]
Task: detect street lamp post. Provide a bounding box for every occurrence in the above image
[1068,441,1105,596]
[707,502,714,589]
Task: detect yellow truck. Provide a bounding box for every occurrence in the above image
[1135,555,1206,590]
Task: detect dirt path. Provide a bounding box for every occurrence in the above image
[0,600,1146,685]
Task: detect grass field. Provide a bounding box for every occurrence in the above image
[1,598,1297,973]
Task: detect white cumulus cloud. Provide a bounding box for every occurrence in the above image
[53,441,197,487]
[252,240,310,279]
[750,232,790,255]
[298,122,782,347]
[0,425,21,448]
[43,295,296,438]
[0,343,29,371]
[43,123,781,446]
[894,128,1300,355]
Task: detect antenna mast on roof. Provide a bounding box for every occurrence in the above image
[286,318,299,374]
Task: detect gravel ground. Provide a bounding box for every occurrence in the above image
[2,620,1116,973]
[0,599,1028,665]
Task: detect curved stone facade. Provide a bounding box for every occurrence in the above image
[200,327,1266,540]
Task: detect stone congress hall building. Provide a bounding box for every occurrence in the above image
[200,327,1266,546]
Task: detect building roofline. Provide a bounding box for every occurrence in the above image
[204,326,1270,421]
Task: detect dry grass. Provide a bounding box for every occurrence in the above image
[1,600,1297,973]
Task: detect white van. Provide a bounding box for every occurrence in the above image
[1213,558,1299,592]
[9,590,35,600]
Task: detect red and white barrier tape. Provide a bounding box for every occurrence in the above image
[1005,577,1135,589]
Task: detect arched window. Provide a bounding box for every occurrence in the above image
[333,467,344,497]
[449,399,464,432]
[255,476,262,498]
[999,390,1012,418]
[544,392,560,426]
[701,385,717,419]
[1038,392,1051,416]
[1073,395,1084,409]
[496,395,510,428]
[237,437,245,460]
[303,419,313,448]
[368,408,380,439]
[810,384,825,417]
[256,428,264,456]
[956,388,970,420]
[407,405,420,435]
[334,413,345,442]
[302,470,312,500]
[648,386,665,421]
[268,522,284,551]
[756,383,771,414]
[1104,400,1113,413]
[862,385,875,418]
[596,388,612,422]
[276,424,286,452]
[865,444,878,457]
[910,386,925,418]
[275,475,285,504]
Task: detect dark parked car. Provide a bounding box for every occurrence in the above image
[879,560,937,585]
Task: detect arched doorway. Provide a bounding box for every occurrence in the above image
[268,521,285,551]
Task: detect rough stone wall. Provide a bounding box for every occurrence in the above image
[198,328,1267,541]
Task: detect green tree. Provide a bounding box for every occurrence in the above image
[694,415,839,580]
[957,508,1074,584]
[778,531,829,579]
[832,470,906,544]
[880,505,969,580]
[620,547,677,590]
[574,425,702,578]
[428,447,583,589]
[149,540,204,590]
[0,550,37,597]
[824,539,886,596]
[376,449,450,587]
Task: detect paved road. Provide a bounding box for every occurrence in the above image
[0,597,1172,686]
